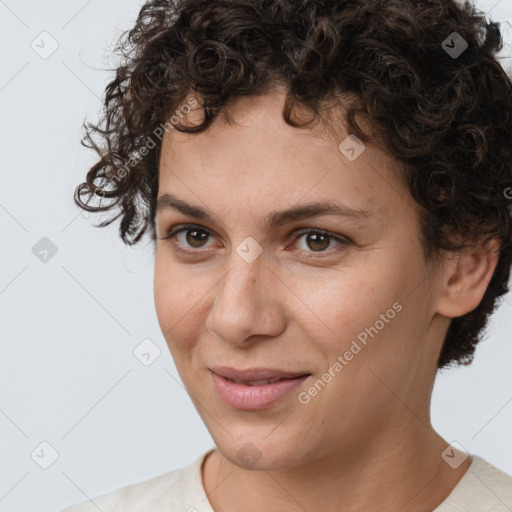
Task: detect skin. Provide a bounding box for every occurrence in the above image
[153,85,499,512]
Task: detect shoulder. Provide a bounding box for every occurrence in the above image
[435,454,512,511]
[61,450,213,512]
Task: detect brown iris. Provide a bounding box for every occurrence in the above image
[305,232,330,252]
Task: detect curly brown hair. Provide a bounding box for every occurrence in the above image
[74,0,512,370]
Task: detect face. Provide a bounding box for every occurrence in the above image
[153,87,446,472]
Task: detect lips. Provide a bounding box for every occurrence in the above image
[209,365,311,384]
[210,369,311,410]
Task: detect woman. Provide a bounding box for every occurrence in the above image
[64,0,512,509]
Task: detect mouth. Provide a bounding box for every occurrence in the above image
[209,366,312,410]
[209,365,311,382]
[223,376,299,386]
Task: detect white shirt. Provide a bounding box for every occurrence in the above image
[62,449,512,511]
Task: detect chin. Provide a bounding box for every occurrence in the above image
[216,435,306,472]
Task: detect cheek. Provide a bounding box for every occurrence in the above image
[153,253,222,370]
[292,266,403,343]
[153,254,202,342]
[296,256,421,378]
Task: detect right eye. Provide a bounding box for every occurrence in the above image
[160,224,216,254]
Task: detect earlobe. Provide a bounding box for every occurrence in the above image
[436,237,500,318]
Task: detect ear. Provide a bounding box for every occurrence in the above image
[436,237,500,318]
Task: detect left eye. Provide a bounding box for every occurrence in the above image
[161,224,348,256]
[293,229,345,253]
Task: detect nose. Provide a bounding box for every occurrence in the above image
[206,254,286,346]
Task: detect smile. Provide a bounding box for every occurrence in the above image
[209,368,311,410]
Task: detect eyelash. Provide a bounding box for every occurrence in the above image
[160,223,350,259]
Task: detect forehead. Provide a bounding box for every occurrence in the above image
[157,90,412,225]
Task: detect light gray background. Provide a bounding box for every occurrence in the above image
[1,1,511,511]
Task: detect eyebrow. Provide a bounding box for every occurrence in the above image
[156,193,372,229]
